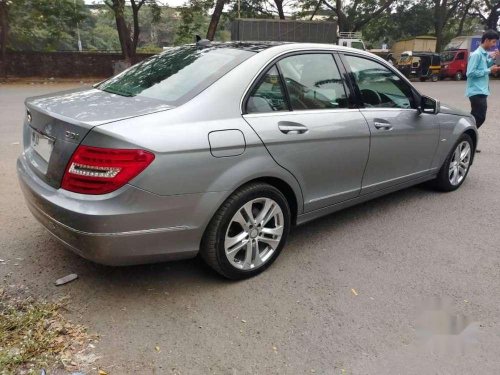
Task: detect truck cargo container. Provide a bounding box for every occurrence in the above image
[230,19,366,50]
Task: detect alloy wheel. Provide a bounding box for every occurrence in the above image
[224,198,284,270]
[448,140,471,186]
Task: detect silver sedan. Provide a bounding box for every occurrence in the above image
[17,42,477,279]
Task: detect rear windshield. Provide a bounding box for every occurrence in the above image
[98,45,255,106]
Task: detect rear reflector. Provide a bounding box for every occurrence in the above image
[61,145,155,194]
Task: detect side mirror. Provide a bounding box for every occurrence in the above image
[420,95,439,114]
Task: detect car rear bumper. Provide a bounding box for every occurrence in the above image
[17,154,227,266]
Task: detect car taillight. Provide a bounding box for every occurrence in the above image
[61,145,155,195]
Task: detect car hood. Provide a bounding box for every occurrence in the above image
[25,87,173,127]
[439,102,471,117]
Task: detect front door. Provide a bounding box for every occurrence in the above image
[341,54,440,195]
[243,53,370,212]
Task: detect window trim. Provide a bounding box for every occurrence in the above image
[242,50,355,115]
[338,52,421,110]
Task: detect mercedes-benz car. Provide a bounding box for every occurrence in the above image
[17,42,477,279]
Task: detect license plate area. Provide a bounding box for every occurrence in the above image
[30,129,55,163]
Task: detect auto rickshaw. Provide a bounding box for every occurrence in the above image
[397,52,441,82]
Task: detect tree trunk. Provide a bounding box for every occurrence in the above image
[274,0,285,19]
[434,0,447,52]
[486,6,499,30]
[108,0,132,60]
[0,0,8,77]
[323,0,349,31]
[206,0,225,41]
[456,0,474,37]
[130,0,146,60]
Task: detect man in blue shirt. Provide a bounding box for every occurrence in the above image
[466,30,499,153]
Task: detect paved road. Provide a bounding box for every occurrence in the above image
[1,81,500,374]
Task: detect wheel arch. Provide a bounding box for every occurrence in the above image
[464,128,478,164]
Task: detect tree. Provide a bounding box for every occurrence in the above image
[0,0,10,74]
[176,0,211,44]
[105,0,160,60]
[7,0,87,52]
[473,0,500,31]
[323,0,396,32]
[433,0,460,51]
[361,0,435,47]
[207,0,224,40]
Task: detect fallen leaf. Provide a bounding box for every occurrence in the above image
[98,370,108,375]
[241,319,247,323]
[155,346,160,352]
[351,288,358,296]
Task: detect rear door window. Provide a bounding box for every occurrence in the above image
[277,54,349,110]
[247,65,289,113]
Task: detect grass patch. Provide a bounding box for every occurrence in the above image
[0,290,96,374]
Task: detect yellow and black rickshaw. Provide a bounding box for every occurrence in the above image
[397,52,441,82]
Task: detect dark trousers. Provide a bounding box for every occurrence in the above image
[469,94,488,128]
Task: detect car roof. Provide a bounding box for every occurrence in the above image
[198,41,377,58]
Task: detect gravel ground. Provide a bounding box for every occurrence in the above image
[1,80,499,374]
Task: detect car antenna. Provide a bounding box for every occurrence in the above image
[195,35,211,48]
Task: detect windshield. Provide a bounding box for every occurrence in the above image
[399,54,411,63]
[98,45,255,105]
[351,41,365,50]
[440,51,456,62]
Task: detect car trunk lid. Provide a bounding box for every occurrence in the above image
[23,87,172,189]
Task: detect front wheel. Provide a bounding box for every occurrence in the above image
[454,71,463,81]
[201,183,291,279]
[432,133,473,192]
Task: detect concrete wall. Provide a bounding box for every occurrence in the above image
[1,51,155,78]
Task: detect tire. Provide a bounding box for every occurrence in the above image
[431,74,439,82]
[454,71,463,81]
[432,133,474,192]
[200,182,291,280]
[419,77,427,82]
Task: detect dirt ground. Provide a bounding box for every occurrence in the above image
[1,80,500,374]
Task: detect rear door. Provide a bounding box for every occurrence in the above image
[340,53,440,194]
[243,52,370,212]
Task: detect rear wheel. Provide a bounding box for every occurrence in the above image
[431,74,439,82]
[201,183,291,279]
[454,71,463,81]
[432,133,473,192]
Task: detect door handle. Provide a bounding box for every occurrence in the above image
[373,121,393,130]
[278,121,309,134]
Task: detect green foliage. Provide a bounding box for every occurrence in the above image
[8,0,87,51]
[3,0,491,53]
[362,0,435,47]
[175,0,212,45]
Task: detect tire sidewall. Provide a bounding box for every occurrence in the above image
[214,185,291,279]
